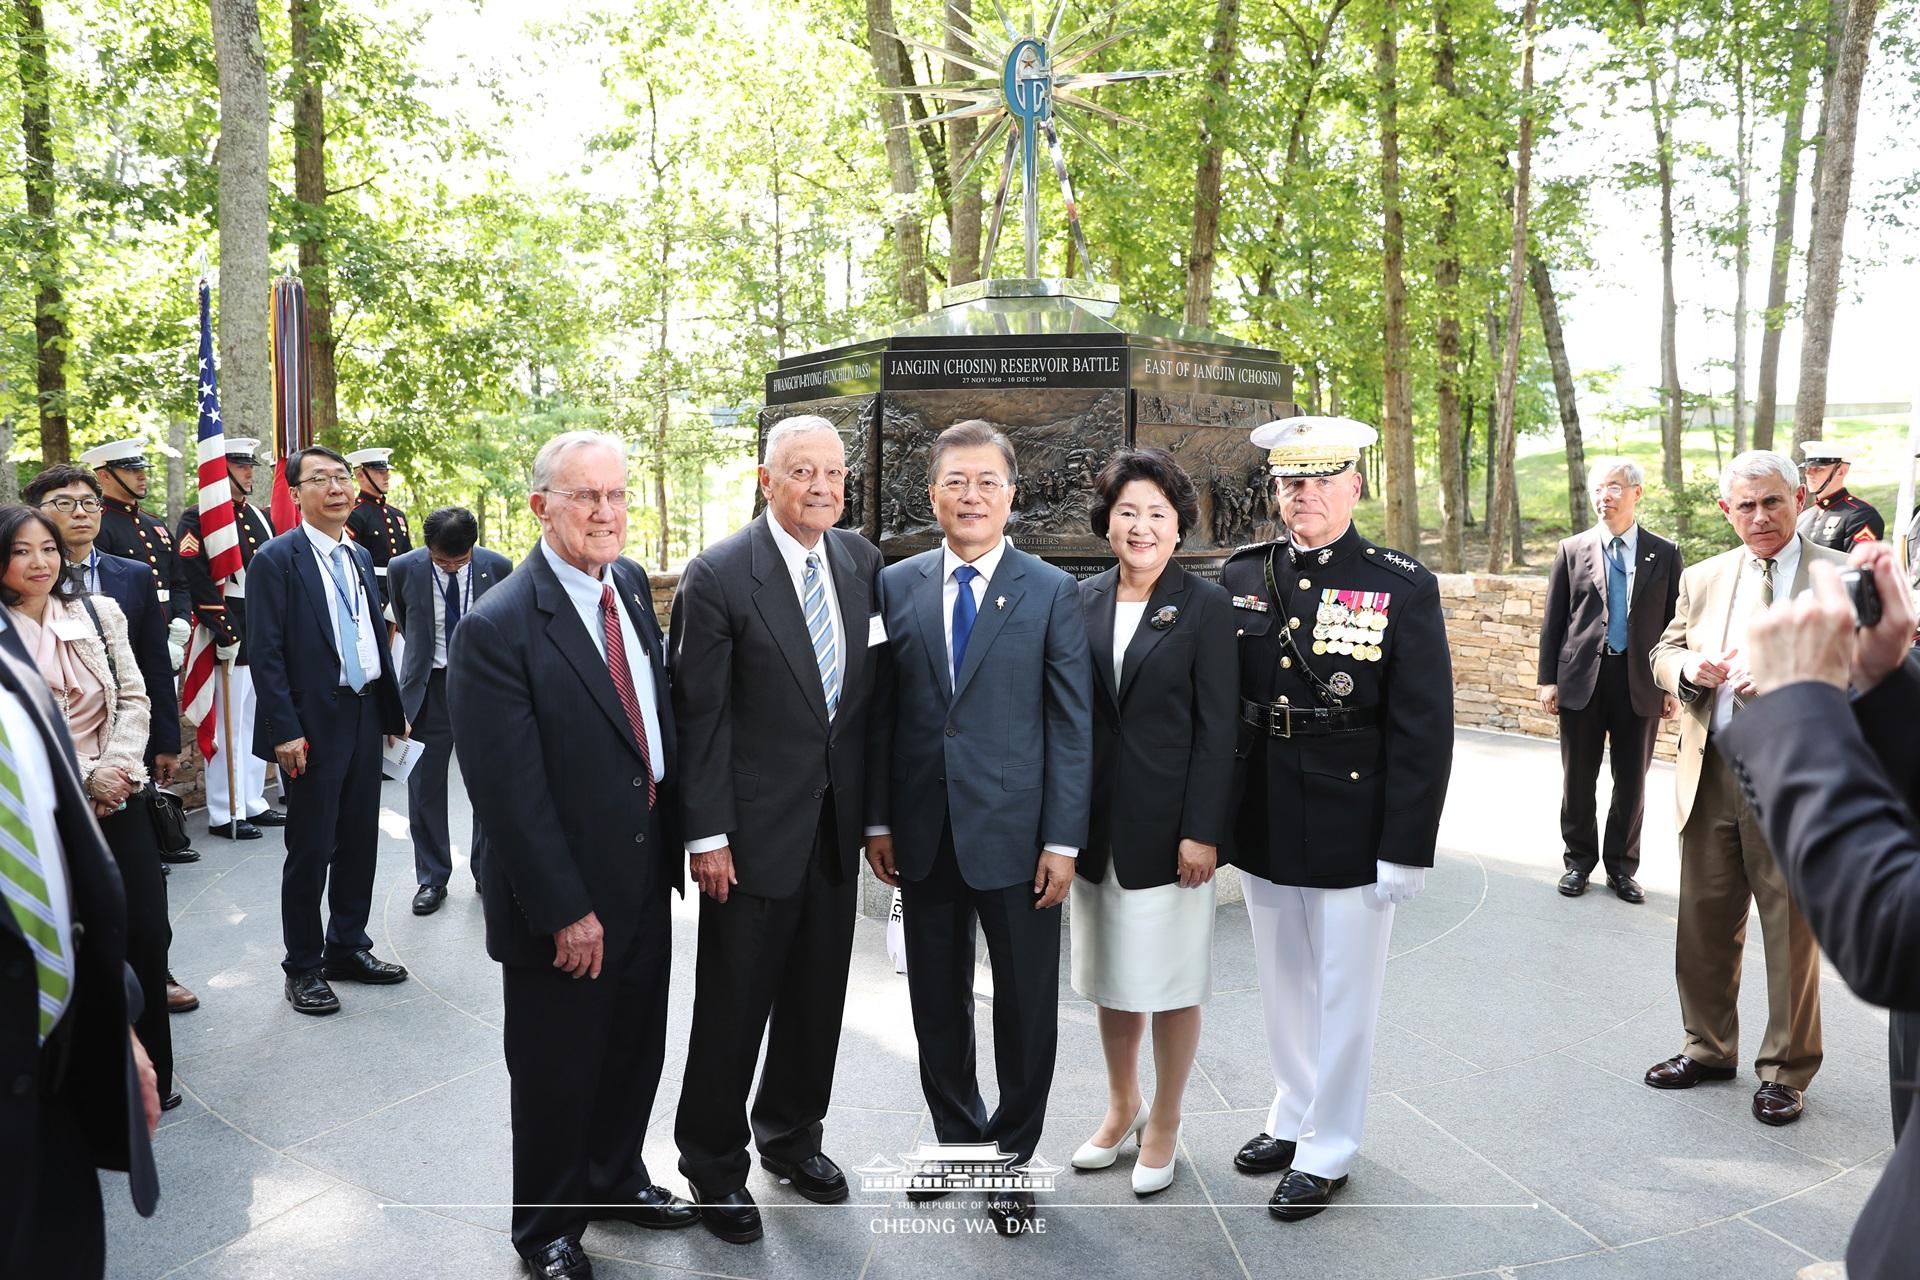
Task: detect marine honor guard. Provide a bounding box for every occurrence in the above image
[344,447,413,608]
[1796,440,1883,551]
[178,437,279,838]
[84,438,193,644]
[1221,416,1454,1221]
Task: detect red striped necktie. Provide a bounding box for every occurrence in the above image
[600,584,655,807]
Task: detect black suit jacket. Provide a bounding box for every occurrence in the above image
[93,552,181,757]
[1537,525,1681,717]
[245,527,406,761]
[388,546,512,723]
[668,515,883,896]
[449,545,682,970]
[1721,658,1920,1280]
[0,638,159,1253]
[1077,562,1238,888]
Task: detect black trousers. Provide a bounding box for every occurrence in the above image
[502,860,671,1255]
[1893,1010,1919,1140]
[675,799,855,1196]
[407,669,479,888]
[1559,654,1660,878]
[280,687,383,975]
[900,819,1060,1166]
[4,1093,104,1279]
[98,805,172,1098]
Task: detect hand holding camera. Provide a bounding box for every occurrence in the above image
[1746,544,1917,697]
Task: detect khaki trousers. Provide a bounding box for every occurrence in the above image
[1675,739,1823,1089]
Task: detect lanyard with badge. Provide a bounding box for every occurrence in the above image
[322,544,363,631]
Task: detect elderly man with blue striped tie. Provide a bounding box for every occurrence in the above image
[667,415,886,1244]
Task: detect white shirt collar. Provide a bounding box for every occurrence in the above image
[942,536,1009,584]
[302,520,348,555]
[1750,534,1801,580]
[539,536,619,601]
[766,513,829,574]
[1596,522,1639,555]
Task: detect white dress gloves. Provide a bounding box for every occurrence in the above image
[1372,860,1426,905]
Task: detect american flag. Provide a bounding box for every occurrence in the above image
[179,277,244,759]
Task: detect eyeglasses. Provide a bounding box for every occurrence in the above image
[1591,483,1628,498]
[39,497,104,514]
[936,477,1007,498]
[545,487,633,510]
[296,473,354,491]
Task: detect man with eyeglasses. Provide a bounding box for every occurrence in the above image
[344,447,413,612]
[248,444,410,1018]
[1537,459,1682,904]
[81,439,192,649]
[176,438,279,839]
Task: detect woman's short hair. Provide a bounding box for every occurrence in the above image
[0,504,83,606]
[1088,448,1200,541]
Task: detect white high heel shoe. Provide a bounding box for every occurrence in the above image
[1071,1101,1149,1170]
[1131,1122,1182,1196]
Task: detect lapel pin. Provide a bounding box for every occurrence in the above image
[1150,605,1180,631]
[995,595,1007,610]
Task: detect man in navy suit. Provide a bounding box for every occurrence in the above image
[388,507,512,913]
[247,445,410,1017]
[865,419,1093,1236]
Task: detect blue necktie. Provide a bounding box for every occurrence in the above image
[803,553,839,717]
[330,546,369,693]
[1605,536,1629,653]
[950,564,979,686]
[442,567,462,637]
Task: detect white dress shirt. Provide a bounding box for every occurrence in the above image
[1595,521,1640,636]
[0,674,75,1036]
[1112,600,1147,688]
[1710,536,1803,734]
[71,548,102,595]
[301,522,383,687]
[430,561,472,670]
[538,539,665,784]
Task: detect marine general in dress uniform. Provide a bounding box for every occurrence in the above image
[1796,440,1884,551]
[83,438,192,646]
[1221,416,1455,1221]
[344,446,413,610]
[177,437,280,838]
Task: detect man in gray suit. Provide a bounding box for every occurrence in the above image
[389,507,512,914]
[865,419,1093,1236]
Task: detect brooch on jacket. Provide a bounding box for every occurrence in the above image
[1149,605,1180,631]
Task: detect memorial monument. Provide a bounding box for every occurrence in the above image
[760,3,1296,577]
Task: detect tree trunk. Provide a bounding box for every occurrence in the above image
[1184,0,1240,326]
[1792,0,1881,451]
[166,418,188,522]
[1431,0,1465,572]
[289,0,339,440]
[210,0,272,460]
[17,0,70,463]
[1636,7,1688,535]
[1730,28,1751,453]
[0,384,15,504]
[1488,0,1538,573]
[1528,253,1586,532]
[865,0,926,311]
[1753,35,1812,452]
[945,0,981,287]
[1377,0,1418,553]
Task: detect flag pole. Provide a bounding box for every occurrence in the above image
[219,659,238,830]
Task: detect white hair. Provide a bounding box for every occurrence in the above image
[1588,457,1644,488]
[762,415,843,473]
[532,430,628,492]
[1718,449,1800,500]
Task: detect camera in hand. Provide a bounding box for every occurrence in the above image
[1840,567,1882,627]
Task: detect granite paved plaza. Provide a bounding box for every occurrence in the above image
[103,727,1892,1279]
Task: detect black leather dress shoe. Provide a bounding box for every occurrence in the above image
[1753,1082,1805,1126]
[207,819,262,840]
[987,1190,1036,1235]
[524,1237,593,1279]
[285,971,341,1015]
[1268,1169,1349,1221]
[161,1090,183,1111]
[249,808,288,827]
[159,845,201,864]
[322,949,409,984]
[412,885,447,915]
[1644,1054,1737,1089]
[689,1184,762,1243]
[761,1151,849,1203]
[1607,875,1646,904]
[1234,1132,1297,1175]
[1557,869,1589,897]
[593,1185,699,1229]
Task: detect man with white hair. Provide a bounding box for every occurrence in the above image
[667,414,884,1243]
[1537,459,1682,903]
[1646,449,1846,1126]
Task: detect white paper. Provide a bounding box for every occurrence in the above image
[380,736,427,781]
[867,614,887,646]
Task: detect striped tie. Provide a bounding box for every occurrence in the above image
[805,553,840,719]
[0,714,71,1043]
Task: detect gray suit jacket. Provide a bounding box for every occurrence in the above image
[866,542,1093,891]
[389,546,513,723]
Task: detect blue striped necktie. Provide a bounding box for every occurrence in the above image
[0,712,71,1042]
[804,553,839,718]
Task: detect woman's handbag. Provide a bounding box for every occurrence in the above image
[145,784,192,855]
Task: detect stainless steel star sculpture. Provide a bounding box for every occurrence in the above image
[886,1,1180,280]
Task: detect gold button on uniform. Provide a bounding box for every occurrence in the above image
[1299,577,1311,590]
[1289,617,1301,630]
[1280,657,1292,669]
[1278,696,1289,705]
[1349,771,1360,780]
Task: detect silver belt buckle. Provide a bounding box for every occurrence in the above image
[1268,703,1292,739]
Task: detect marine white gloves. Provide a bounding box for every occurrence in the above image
[1372,860,1426,905]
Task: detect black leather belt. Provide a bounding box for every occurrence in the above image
[1240,698,1382,739]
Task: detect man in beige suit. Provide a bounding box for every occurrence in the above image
[1647,450,1843,1126]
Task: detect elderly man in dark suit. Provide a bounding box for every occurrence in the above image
[248,445,411,1018]
[450,431,699,1280]
[865,419,1094,1237]
[388,507,512,914]
[1537,458,1682,903]
[0,616,160,1277]
[1719,541,1919,1280]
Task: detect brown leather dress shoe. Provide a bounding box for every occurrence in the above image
[1753,1082,1805,1125]
[1644,1054,1737,1089]
[167,977,200,1013]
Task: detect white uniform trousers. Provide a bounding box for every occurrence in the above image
[204,663,268,823]
[1243,871,1396,1180]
